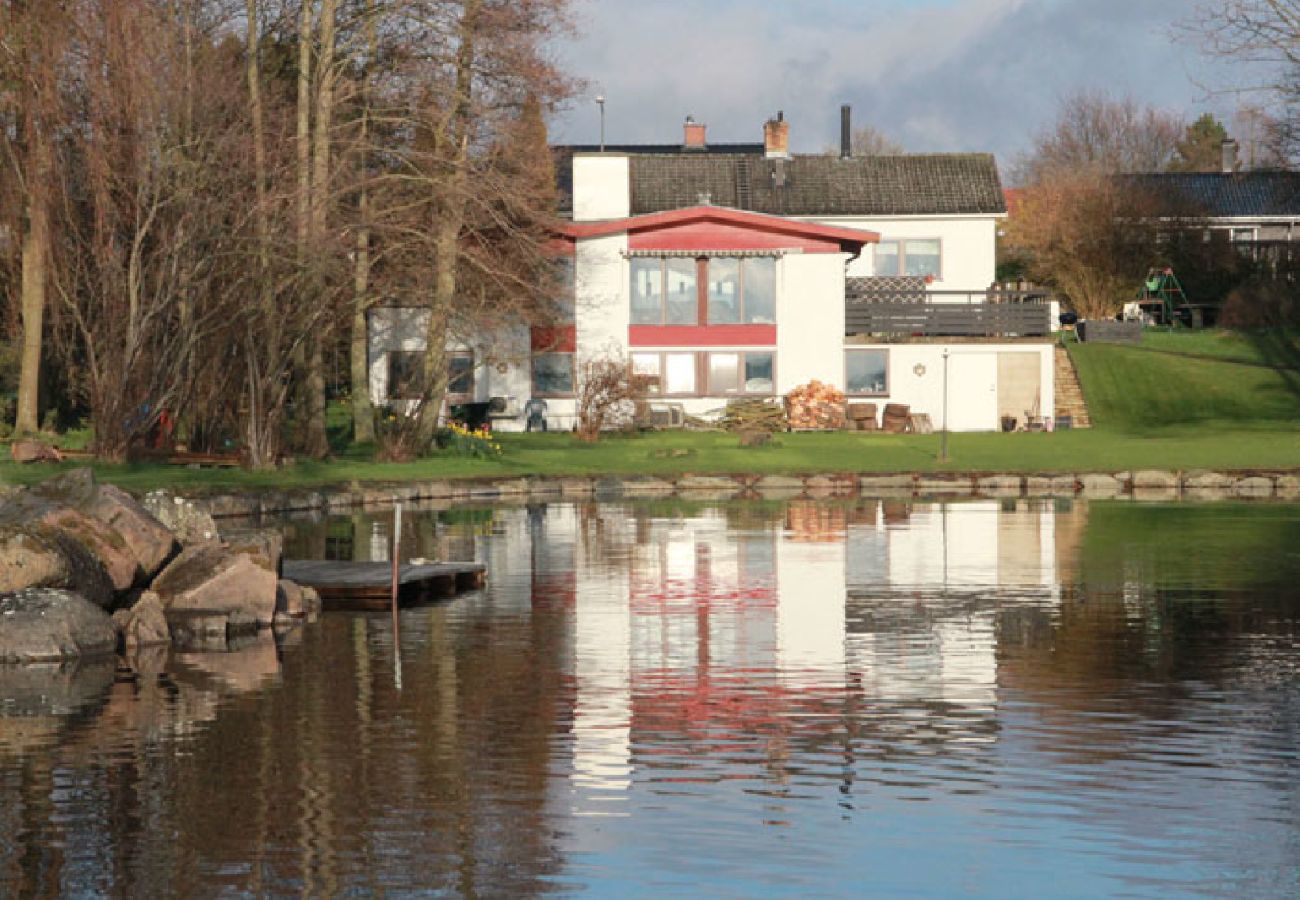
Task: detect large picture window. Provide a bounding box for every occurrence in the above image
[631,350,776,397]
[631,256,777,325]
[874,239,942,278]
[845,349,888,396]
[532,353,574,396]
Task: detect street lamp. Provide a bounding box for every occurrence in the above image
[940,347,950,463]
[595,95,606,152]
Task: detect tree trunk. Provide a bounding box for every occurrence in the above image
[417,0,482,443]
[15,126,51,435]
[350,0,376,444]
[351,192,375,443]
[300,0,338,459]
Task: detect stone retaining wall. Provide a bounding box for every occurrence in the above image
[192,469,1300,518]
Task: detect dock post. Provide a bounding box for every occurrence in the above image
[391,502,403,690]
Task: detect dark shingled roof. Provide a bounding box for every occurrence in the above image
[1117,172,1300,218]
[627,153,1006,217]
[553,144,764,215]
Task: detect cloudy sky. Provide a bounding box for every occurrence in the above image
[550,0,1252,170]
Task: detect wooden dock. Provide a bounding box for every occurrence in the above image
[282,560,486,610]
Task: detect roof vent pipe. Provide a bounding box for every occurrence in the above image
[841,104,852,159]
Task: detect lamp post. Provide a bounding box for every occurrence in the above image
[595,95,606,152]
[940,348,950,463]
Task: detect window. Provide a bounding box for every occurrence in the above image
[631,352,662,394]
[874,239,942,278]
[632,351,776,397]
[631,256,778,325]
[388,351,424,400]
[631,351,696,396]
[532,353,574,396]
[665,258,697,325]
[708,351,774,394]
[631,258,664,324]
[663,353,696,394]
[447,351,475,400]
[846,349,888,396]
[552,257,576,323]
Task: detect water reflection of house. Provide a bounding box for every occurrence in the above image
[555,500,1089,806]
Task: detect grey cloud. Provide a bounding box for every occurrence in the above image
[553,0,1243,172]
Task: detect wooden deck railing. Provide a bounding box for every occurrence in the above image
[845,294,1053,338]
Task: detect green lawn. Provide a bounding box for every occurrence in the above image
[3,339,1298,496]
[2,425,1298,495]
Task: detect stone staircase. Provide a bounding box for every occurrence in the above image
[1053,345,1091,429]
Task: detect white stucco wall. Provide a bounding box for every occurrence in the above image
[575,234,629,365]
[775,252,850,393]
[572,154,630,222]
[808,215,1001,293]
[844,341,1055,432]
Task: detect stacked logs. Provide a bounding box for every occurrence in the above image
[845,403,878,432]
[882,403,912,434]
[784,381,846,430]
[720,398,788,433]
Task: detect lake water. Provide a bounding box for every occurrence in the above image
[1,498,1297,897]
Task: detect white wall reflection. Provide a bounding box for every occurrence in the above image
[486,499,1086,813]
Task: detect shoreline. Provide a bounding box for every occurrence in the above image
[191,468,1300,518]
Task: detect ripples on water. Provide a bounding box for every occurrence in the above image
[1,499,1297,897]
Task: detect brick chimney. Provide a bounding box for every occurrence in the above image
[683,115,707,149]
[764,111,790,159]
[1221,138,1239,173]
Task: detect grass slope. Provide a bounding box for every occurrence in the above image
[1068,340,1300,430]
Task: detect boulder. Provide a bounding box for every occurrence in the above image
[0,525,115,608]
[111,592,170,650]
[83,484,175,580]
[300,586,321,621]
[222,528,283,576]
[10,440,62,463]
[150,543,278,626]
[0,469,174,598]
[142,490,220,545]
[275,579,305,619]
[0,588,118,662]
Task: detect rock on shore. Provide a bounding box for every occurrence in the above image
[0,469,298,662]
[0,588,118,663]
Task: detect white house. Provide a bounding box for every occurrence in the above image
[369,109,1056,432]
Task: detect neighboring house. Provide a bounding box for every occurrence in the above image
[1119,171,1300,263]
[370,109,1056,432]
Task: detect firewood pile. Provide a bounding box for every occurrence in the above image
[845,402,878,432]
[784,380,846,430]
[882,403,912,434]
[720,398,788,433]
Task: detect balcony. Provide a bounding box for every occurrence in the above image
[845,280,1053,338]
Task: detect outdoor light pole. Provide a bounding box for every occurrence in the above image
[596,95,606,151]
[940,348,950,463]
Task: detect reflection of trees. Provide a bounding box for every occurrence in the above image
[0,586,573,895]
[1000,500,1300,768]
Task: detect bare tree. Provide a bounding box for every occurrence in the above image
[823,125,905,157]
[1188,2,1300,162]
[1015,91,1184,183]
